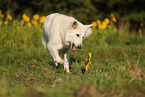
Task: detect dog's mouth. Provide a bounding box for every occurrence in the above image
[71,43,77,51]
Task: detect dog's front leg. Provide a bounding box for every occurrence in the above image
[47,44,64,67]
[64,46,71,72]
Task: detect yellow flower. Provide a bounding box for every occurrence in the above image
[31,20,38,26]
[104,18,110,24]
[0,10,1,16]
[96,20,101,24]
[16,26,20,30]
[113,27,117,31]
[112,17,117,23]
[92,21,97,28]
[98,22,107,30]
[111,13,117,23]
[20,20,24,27]
[22,14,30,22]
[0,21,1,26]
[39,16,46,23]
[0,10,4,18]
[108,25,112,29]
[138,28,142,33]
[0,14,4,18]
[102,21,107,26]
[98,25,103,30]
[26,17,30,22]
[4,21,8,25]
[27,22,32,28]
[111,13,115,17]
[7,14,12,21]
[33,14,39,20]
[22,14,27,19]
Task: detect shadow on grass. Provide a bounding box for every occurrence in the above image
[81,67,86,74]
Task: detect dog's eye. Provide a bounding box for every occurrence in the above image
[76,34,80,37]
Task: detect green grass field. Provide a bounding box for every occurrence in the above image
[0,23,145,97]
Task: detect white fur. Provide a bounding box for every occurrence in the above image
[42,13,92,72]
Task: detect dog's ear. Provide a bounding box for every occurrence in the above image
[85,24,93,28]
[70,21,78,29]
[83,24,93,39]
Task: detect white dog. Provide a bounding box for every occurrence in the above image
[42,13,93,72]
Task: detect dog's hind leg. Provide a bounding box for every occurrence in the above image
[64,46,71,72]
[42,32,48,49]
[47,44,64,67]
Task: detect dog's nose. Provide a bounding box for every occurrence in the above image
[78,45,82,49]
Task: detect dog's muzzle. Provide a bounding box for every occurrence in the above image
[71,43,82,51]
[77,44,82,49]
[72,43,76,51]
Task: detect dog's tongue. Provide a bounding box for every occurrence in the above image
[72,46,76,51]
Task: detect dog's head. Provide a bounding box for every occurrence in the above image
[65,21,93,51]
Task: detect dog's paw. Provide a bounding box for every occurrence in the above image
[64,62,70,72]
[53,62,58,67]
[66,70,70,73]
[69,61,72,65]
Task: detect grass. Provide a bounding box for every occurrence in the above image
[0,24,145,97]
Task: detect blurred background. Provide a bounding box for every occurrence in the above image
[0,0,145,34]
[0,0,145,49]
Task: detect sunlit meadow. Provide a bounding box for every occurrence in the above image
[0,10,145,97]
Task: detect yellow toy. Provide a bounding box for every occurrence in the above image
[85,52,92,71]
